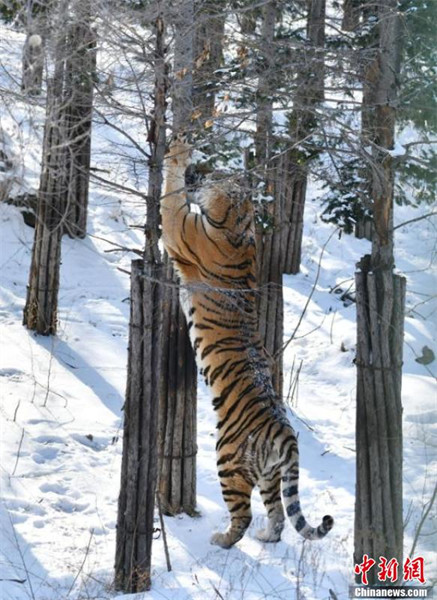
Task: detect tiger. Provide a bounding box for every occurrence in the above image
[160,135,334,548]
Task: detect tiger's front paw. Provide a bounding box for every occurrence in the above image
[166,134,192,168]
[210,531,233,549]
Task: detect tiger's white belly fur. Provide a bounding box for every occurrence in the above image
[179,287,198,348]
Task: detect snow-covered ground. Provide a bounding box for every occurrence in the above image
[1,21,436,600]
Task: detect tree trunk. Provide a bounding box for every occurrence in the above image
[23,30,67,335]
[256,184,284,400]
[172,0,194,130]
[192,0,225,126]
[254,1,283,401]
[307,0,325,103]
[22,31,44,95]
[63,14,96,238]
[281,0,325,275]
[361,3,378,145]
[352,1,376,237]
[280,154,307,275]
[115,15,168,593]
[342,0,360,31]
[255,0,276,165]
[114,259,162,593]
[21,0,49,96]
[156,0,198,516]
[354,0,404,584]
[355,216,373,241]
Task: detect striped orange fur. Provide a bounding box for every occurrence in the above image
[160,137,333,548]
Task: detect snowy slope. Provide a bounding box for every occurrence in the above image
[1,21,436,600]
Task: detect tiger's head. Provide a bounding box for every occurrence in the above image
[193,172,253,233]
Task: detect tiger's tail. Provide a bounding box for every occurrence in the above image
[275,432,334,540]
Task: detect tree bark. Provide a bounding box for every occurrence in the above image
[255,0,276,165]
[63,13,96,239]
[355,216,373,241]
[192,0,225,126]
[114,260,162,593]
[307,0,325,103]
[360,2,378,147]
[280,154,308,275]
[172,0,194,130]
[354,0,404,584]
[255,178,284,400]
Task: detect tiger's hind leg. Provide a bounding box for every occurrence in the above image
[211,478,254,549]
[256,471,285,543]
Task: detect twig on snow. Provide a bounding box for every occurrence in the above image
[11,429,25,477]
[66,529,94,597]
[409,481,437,559]
[157,494,172,572]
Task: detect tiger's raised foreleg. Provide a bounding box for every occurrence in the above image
[161,136,214,268]
[211,477,254,548]
[161,136,192,257]
[256,472,285,542]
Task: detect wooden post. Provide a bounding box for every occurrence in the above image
[115,259,163,593]
[354,258,406,582]
[158,258,197,515]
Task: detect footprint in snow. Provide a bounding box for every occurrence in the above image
[33,519,45,528]
[34,435,65,445]
[0,367,26,381]
[40,482,68,495]
[54,498,89,513]
[32,446,60,463]
[4,498,47,519]
[31,436,67,463]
